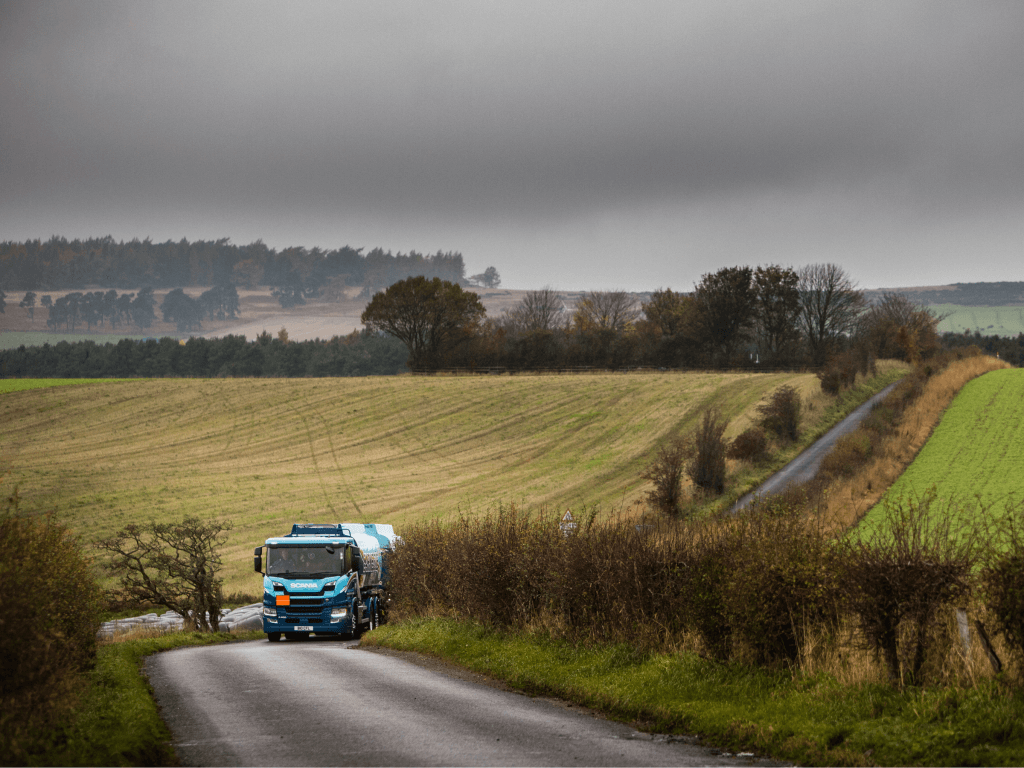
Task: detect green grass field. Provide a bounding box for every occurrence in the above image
[0,379,114,395]
[863,368,1024,530]
[930,305,1024,336]
[2,371,837,593]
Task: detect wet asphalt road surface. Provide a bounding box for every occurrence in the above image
[731,381,899,513]
[145,638,786,767]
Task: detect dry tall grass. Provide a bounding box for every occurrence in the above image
[821,354,1010,531]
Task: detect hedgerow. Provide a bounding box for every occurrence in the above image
[0,487,102,763]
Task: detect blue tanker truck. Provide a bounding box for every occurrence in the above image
[254,523,398,641]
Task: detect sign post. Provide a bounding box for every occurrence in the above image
[560,510,577,538]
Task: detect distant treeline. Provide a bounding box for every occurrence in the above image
[0,330,408,378]
[0,235,470,295]
[897,282,1024,306]
[940,330,1024,367]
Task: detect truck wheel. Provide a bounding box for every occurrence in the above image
[267,632,281,642]
[352,605,364,639]
[372,599,381,630]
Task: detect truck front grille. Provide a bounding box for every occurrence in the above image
[284,605,323,615]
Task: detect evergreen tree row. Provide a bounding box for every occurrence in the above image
[0,236,468,294]
[0,330,408,378]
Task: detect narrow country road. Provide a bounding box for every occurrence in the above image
[145,638,784,767]
[731,381,899,513]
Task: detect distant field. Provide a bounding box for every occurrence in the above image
[0,379,117,395]
[1,371,832,593]
[862,368,1024,531]
[930,304,1024,336]
[0,330,159,350]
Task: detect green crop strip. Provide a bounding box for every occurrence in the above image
[0,379,122,395]
[863,368,1024,534]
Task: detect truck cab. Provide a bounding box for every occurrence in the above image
[254,523,397,641]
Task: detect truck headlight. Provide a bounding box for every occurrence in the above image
[330,607,348,623]
[263,606,277,618]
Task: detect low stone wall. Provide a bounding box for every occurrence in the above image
[97,603,263,640]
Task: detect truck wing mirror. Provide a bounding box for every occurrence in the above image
[253,546,263,574]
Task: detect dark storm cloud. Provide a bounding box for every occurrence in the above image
[2,1,1022,289]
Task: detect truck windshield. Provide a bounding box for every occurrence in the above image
[267,546,343,578]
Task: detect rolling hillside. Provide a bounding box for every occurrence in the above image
[2,372,833,592]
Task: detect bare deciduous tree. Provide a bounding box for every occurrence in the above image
[858,292,942,362]
[97,517,231,632]
[687,408,728,495]
[798,263,866,366]
[571,290,640,333]
[642,434,689,517]
[504,287,566,332]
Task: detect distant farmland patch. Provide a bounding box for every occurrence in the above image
[862,368,1024,530]
[0,378,110,395]
[0,330,157,350]
[930,304,1024,336]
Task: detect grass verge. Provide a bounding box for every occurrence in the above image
[364,617,1024,767]
[31,630,262,767]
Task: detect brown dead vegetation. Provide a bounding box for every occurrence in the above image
[820,352,1010,531]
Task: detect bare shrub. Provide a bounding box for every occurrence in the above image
[859,402,896,435]
[727,427,768,463]
[458,504,549,628]
[670,519,738,660]
[97,517,230,631]
[817,351,860,394]
[839,489,977,686]
[386,518,453,618]
[687,408,728,495]
[756,385,801,443]
[820,431,875,478]
[388,504,554,630]
[1,490,102,763]
[724,500,842,665]
[979,500,1024,679]
[642,434,689,516]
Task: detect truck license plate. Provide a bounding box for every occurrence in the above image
[296,626,313,631]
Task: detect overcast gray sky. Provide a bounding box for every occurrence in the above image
[2,1,1021,291]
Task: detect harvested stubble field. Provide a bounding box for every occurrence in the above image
[1,371,827,593]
